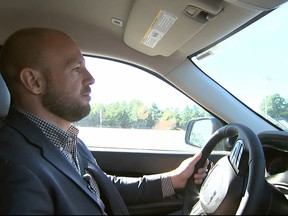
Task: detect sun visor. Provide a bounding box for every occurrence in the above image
[124,0,223,56]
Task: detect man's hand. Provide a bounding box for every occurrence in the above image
[169,151,209,189]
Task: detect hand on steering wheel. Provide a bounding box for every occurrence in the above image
[183,123,266,215]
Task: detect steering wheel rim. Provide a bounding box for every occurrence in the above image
[183,123,266,215]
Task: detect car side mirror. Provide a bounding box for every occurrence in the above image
[185,117,223,148]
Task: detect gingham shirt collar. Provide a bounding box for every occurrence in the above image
[14,106,80,172]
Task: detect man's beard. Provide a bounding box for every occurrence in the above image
[42,86,91,122]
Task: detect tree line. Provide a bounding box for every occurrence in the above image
[75,93,288,130]
[75,100,210,130]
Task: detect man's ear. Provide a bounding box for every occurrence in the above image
[19,68,45,95]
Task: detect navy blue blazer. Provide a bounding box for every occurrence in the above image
[0,108,164,215]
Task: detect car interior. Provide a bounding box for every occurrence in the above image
[1,0,288,215]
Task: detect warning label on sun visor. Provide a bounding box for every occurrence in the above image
[141,10,177,48]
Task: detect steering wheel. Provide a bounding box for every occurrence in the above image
[183,123,266,215]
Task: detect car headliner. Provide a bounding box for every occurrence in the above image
[0,0,284,76]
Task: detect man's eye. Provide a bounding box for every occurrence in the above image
[73,67,80,72]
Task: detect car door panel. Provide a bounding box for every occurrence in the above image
[91,149,228,215]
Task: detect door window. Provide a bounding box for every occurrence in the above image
[76,56,212,152]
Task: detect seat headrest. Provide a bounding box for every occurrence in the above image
[0,73,10,119]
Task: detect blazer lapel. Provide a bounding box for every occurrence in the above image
[7,108,128,215]
[6,109,107,212]
[38,128,111,213]
[77,146,129,215]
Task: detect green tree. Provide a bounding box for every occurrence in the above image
[146,103,163,128]
[103,102,130,128]
[260,93,288,119]
[179,106,195,129]
[128,100,149,128]
[75,103,102,127]
[179,105,211,129]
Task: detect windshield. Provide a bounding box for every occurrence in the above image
[191,2,288,131]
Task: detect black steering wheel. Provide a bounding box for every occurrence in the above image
[183,123,266,215]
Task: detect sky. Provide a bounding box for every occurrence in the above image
[192,2,288,111]
[84,57,193,110]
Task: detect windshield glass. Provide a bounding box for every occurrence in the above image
[191,2,288,131]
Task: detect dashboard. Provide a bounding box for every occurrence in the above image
[257,130,288,199]
[258,131,288,176]
[258,130,288,200]
[264,146,288,175]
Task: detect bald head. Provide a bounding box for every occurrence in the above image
[0,28,77,97]
[0,27,93,126]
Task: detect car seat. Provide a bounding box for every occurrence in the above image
[0,72,10,124]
